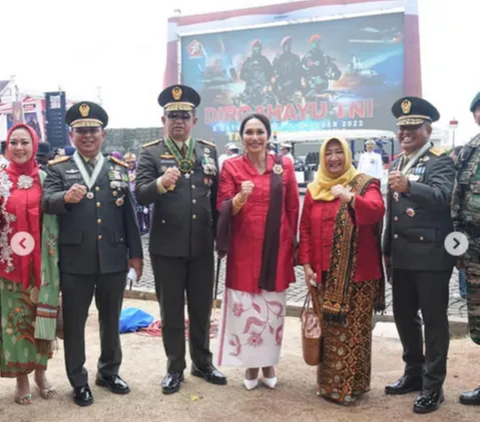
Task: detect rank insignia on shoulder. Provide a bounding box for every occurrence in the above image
[198,139,216,148]
[142,139,162,148]
[109,156,128,168]
[429,146,445,156]
[48,156,72,166]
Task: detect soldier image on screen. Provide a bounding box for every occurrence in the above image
[302,34,341,100]
[238,39,276,107]
[272,36,302,105]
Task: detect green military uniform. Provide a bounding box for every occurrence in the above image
[383,97,456,398]
[135,85,219,378]
[41,102,143,389]
[453,92,480,405]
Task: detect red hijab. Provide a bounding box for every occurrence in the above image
[0,124,42,289]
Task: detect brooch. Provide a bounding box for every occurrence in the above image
[17,175,33,190]
[273,164,283,175]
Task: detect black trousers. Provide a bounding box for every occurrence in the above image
[61,272,127,388]
[150,253,214,373]
[392,268,452,392]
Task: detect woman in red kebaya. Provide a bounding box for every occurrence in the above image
[298,137,385,405]
[215,113,299,390]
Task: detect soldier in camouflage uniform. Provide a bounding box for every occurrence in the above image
[453,91,480,406]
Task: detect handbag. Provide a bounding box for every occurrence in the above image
[301,284,322,366]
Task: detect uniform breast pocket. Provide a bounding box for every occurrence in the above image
[405,228,437,244]
[59,231,83,245]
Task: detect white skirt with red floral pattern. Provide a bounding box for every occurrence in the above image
[215,288,287,368]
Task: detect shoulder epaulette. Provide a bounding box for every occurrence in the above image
[429,146,446,157]
[48,156,71,166]
[198,139,216,148]
[109,156,128,168]
[142,139,162,149]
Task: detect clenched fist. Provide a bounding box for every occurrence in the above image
[388,171,410,193]
[160,167,181,188]
[331,184,353,203]
[239,181,255,202]
[64,184,87,204]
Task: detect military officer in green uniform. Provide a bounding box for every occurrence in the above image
[452,91,480,406]
[383,97,456,414]
[135,85,226,394]
[42,102,143,407]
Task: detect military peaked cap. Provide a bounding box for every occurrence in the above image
[158,84,200,112]
[391,96,440,126]
[65,101,109,128]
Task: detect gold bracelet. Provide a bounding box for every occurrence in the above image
[233,195,246,209]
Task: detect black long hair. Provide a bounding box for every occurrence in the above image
[239,113,272,139]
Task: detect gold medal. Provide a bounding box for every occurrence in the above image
[87,192,94,200]
[115,197,124,206]
[273,164,283,175]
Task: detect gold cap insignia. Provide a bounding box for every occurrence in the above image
[401,99,412,114]
[172,87,183,101]
[79,104,90,117]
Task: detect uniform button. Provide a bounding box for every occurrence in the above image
[96,202,101,207]
[98,235,103,240]
[192,185,196,189]
[162,220,166,224]
[95,186,100,192]
[393,234,398,239]
[120,237,124,242]
[97,218,102,224]
[192,199,197,204]
[420,236,424,241]
[394,216,398,222]
[192,215,197,220]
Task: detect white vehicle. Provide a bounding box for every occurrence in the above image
[272,129,397,192]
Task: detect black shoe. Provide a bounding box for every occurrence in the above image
[385,375,422,395]
[95,374,130,395]
[191,364,227,385]
[459,387,480,405]
[413,390,445,414]
[162,372,184,394]
[73,385,94,407]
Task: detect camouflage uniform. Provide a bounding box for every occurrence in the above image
[454,134,480,345]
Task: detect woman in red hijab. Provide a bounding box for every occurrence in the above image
[0,124,57,404]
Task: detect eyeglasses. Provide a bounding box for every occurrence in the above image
[166,112,192,120]
[73,127,102,135]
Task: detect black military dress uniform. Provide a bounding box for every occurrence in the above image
[383,97,456,413]
[135,85,226,394]
[42,102,143,406]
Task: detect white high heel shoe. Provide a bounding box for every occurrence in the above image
[243,378,259,390]
[262,377,277,389]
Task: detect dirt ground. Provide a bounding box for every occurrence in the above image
[0,299,479,422]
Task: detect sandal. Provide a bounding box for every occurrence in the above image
[14,392,32,405]
[38,385,57,399]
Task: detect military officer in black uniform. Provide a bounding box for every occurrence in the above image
[135,85,226,394]
[383,97,456,414]
[42,102,143,407]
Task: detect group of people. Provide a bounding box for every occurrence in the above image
[0,84,479,417]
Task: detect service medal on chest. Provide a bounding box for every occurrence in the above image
[406,207,416,217]
[86,192,94,200]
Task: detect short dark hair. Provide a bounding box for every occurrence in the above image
[239,113,272,139]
